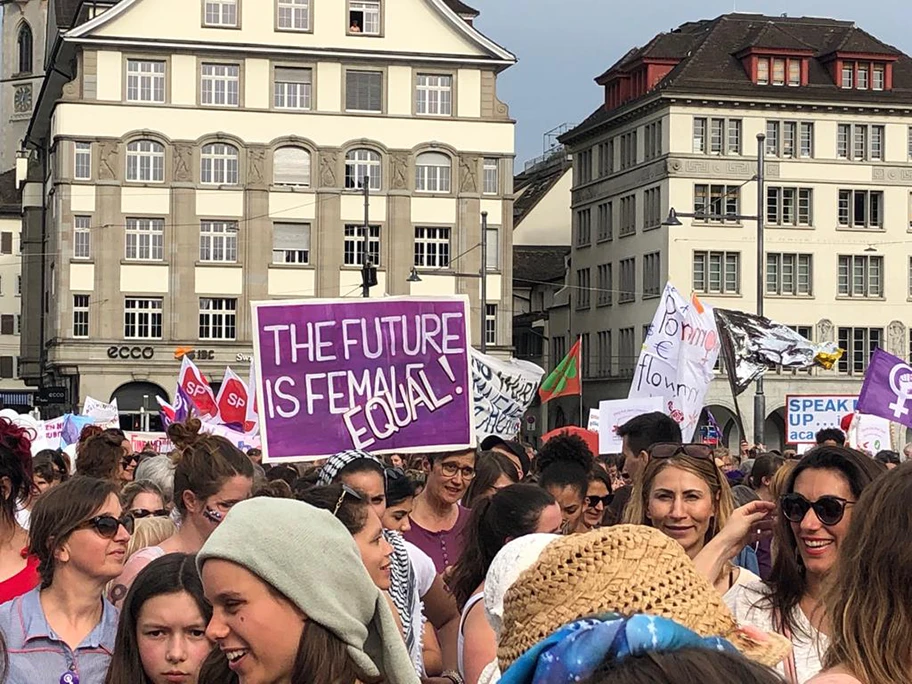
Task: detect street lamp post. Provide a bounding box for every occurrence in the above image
[663,133,767,445]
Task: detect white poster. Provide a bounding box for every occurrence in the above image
[627,283,720,442]
[587,409,600,433]
[848,413,892,454]
[471,348,545,442]
[598,397,665,454]
[82,396,120,425]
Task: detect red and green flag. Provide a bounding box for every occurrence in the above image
[539,338,582,403]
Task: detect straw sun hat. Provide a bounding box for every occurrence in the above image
[498,525,791,671]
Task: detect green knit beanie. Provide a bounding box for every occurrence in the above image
[197,497,418,684]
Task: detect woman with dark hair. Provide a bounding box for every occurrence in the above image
[450,484,561,683]
[77,430,129,483]
[726,446,885,683]
[0,476,132,682]
[0,417,39,601]
[536,434,594,534]
[750,455,786,502]
[462,451,519,509]
[197,497,417,684]
[579,468,612,532]
[109,419,254,608]
[105,553,213,684]
[382,469,419,533]
[32,449,65,493]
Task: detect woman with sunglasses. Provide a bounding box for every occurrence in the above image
[624,442,762,597]
[449,484,561,684]
[0,476,132,683]
[318,450,461,676]
[725,446,884,683]
[108,419,254,609]
[579,467,613,532]
[121,479,169,519]
[462,451,519,509]
[105,553,213,684]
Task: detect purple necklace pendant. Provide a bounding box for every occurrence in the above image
[60,672,78,684]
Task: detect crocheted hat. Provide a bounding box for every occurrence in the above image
[498,525,791,671]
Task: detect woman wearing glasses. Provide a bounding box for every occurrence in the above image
[0,476,133,683]
[624,442,761,597]
[726,446,884,683]
[579,467,613,532]
[108,419,254,609]
[120,480,169,519]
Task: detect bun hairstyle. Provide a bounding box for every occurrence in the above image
[0,418,34,522]
[536,433,595,499]
[166,418,254,514]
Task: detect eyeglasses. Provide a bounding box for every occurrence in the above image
[333,484,363,516]
[78,513,135,539]
[130,508,169,519]
[780,493,855,526]
[648,443,715,461]
[585,494,613,508]
[438,462,476,480]
[121,455,138,468]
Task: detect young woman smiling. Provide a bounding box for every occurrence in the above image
[624,443,759,597]
[105,553,213,684]
[726,446,885,683]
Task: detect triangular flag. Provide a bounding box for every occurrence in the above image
[178,355,219,420]
[539,338,582,403]
[215,366,249,428]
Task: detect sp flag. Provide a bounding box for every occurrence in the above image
[178,356,219,420]
[216,367,250,428]
[857,348,912,430]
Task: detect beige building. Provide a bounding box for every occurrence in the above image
[17,0,515,421]
[0,172,32,411]
[557,14,912,449]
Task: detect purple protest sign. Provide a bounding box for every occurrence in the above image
[252,296,474,462]
[856,348,912,430]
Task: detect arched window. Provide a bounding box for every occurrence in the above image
[201,143,239,185]
[345,148,381,190]
[415,151,451,193]
[17,24,33,74]
[126,140,165,182]
[273,147,311,187]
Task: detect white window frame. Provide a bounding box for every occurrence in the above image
[484,303,497,346]
[74,142,92,181]
[837,123,884,161]
[74,216,91,259]
[204,0,238,27]
[274,67,312,110]
[272,222,311,264]
[277,0,309,30]
[199,221,238,263]
[126,60,165,103]
[73,294,90,338]
[201,143,239,185]
[873,64,885,91]
[837,327,882,375]
[841,65,854,89]
[694,184,740,223]
[416,74,452,116]
[415,152,451,193]
[201,63,240,107]
[483,158,498,195]
[838,255,884,298]
[126,139,165,183]
[757,57,770,84]
[485,225,500,271]
[349,0,380,35]
[413,226,450,269]
[199,298,237,340]
[343,224,381,266]
[124,218,164,261]
[766,253,812,296]
[837,189,884,229]
[766,187,813,226]
[345,149,381,190]
[273,147,311,187]
[693,251,740,294]
[124,298,163,340]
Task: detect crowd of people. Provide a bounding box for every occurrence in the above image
[0,411,907,683]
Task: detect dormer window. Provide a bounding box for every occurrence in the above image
[757,58,769,85]
[873,64,885,90]
[752,55,806,87]
[840,60,892,90]
[772,58,785,85]
[788,61,800,86]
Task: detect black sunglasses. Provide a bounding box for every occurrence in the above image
[648,443,715,461]
[79,513,135,539]
[780,493,856,526]
[130,508,169,519]
[585,494,613,508]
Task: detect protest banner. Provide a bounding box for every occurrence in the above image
[200,421,261,453]
[628,283,719,442]
[31,416,67,453]
[587,409,599,433]
[848,413,892,453]
[857,348,912,431]
[252,296,474,462]
[82,396,119,424]
[785,394,858,444]
[598,397,665,454]
[471,348,544,442]
[125,431,174,454]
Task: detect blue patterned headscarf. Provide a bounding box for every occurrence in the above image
[499,613,737,684]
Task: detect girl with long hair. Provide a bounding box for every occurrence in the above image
[0,418,39,601]
[105,553,213,684]
[449,484,561,683]
[810,462,911,684]
[461,451,519,509]
[725,446,884,683]
[535,434,594,534]
[579,467,612,532]
[108,419,254,607]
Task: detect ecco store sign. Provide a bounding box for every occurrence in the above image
[108,346,155,360]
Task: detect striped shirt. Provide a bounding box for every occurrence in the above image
[0,587,118,684]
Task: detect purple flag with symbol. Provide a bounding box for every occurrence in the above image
[856,348,912,429]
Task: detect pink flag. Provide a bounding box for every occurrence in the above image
[245,358,258,434]
[178,356,219,420]
[216,367,249,428]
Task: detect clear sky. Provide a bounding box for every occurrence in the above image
[470,0,912,165]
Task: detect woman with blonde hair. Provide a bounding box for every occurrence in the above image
[624,443,762,597]
[809,462,910,684]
